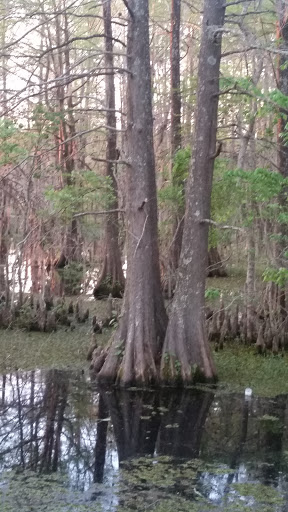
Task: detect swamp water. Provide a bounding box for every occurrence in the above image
[0,370,288,511]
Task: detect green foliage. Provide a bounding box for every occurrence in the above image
[262,267,288,287]
[0,120,25,165]
[32,103,63,138]
[15,303,38,331]
[58,261,84,295]
[220,76,263,99]
[158,147,191,213]
[210,158,239,247]
[224,167,286,203]
[45,171,114,220]
[172,147,191,187]
[205,288,221,301]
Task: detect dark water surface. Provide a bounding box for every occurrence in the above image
[0,370,288,511]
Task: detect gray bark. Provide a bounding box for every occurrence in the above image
[94,0,125,298]
[161,0,226,385]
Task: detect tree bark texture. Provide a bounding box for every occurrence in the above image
[170,0,181,157]
[170,0,183,273]
[160,0,226,385]
[92,0,167,387]
[94,0,125,299]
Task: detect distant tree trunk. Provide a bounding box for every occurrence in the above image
[91,0,167,387]
[276,1,288,315]
[237,54,263,341]
[207,247,227,278]
[170,0,181,157]
[52,6,80,277]
[169,0,183,275]
[160,0,226,385]
[0,190,8,295]
[93,0,125,299]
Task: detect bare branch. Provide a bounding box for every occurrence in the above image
[199,218,244,232]
[73,209,125,218]
[224,0,254,6]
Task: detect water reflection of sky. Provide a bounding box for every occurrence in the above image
[0,370,288,511]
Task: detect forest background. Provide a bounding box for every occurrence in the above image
[0,0,288,388]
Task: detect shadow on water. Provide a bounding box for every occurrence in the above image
[0,369,288,511]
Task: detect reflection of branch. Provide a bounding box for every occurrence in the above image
[0,436,43,458]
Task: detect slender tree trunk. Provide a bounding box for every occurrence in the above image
[160,0,226,385]
[93,0,125,299]
[91,0,167,387]
[169,0,183,274]
[170,0,181,157]
[237,54,263,342]
[207,246,227,278]
[0,190,8,295]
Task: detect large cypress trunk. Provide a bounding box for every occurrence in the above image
[93,0,125,299]
[91,0,167,387]
[160,0,226,385]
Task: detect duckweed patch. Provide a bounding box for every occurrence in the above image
[231,483,284,505]
[0,470,101,512]
[2,326,288,398]
[118,456,208,511]
[117,457,285,512]
[0,326,109,372]
[215,344,288,396]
